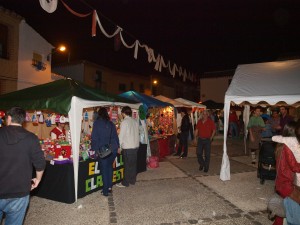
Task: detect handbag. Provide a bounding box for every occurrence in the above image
[267,150,286,219]
[98,144,112,159]
[96,123,113,159]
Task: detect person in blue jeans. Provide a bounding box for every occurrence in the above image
[0,107,45,225]
[194,110,216,172]
[91,107,119,196]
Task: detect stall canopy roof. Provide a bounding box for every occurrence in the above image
[119,91,173,109]
[0,78,138,114]
[220,59,300,182]
[175,98,206,109]
[225,59,300,106]
[155,95,190,107]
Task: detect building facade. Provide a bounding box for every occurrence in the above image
[0,7,54,94]
[200,70,235,103]
[53,60,200,101]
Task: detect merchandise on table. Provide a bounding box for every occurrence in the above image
[147,106,174,139]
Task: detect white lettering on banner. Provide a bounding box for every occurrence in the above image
[115,158,121,167]
[94,161,100,174]
[90,177,97,190]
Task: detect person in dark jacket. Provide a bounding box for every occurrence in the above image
[0,107,45,225]
[91,107,119,196]
[175,109,190,158]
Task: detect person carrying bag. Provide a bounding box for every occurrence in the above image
[91,108,119,196]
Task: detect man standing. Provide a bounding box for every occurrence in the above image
[0,107,45,224]
[247,107,265,164]
[175,109,190,158]
[117,106,139,187]
[278,106,294,134]
[229,110,239,138]
[194,110,216,172]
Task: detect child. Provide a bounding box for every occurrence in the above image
[261,116,273,138]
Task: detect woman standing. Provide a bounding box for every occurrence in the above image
[272,121,300,225]
[91,107,119,196]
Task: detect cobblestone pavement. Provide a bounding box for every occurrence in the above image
[20,137,274,225]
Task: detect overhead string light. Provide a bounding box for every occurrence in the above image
[39,0,197,83]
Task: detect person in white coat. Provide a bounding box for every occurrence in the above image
[117,106,140,187]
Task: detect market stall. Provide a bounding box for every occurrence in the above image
[175,97,206,127]
[119,91,176,159]
[0,78,141,203]
[222,59,300,182]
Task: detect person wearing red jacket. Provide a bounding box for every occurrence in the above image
[229,110,239,138]
[273,121,300,225]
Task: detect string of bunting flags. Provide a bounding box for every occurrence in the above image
[39,0,198,83]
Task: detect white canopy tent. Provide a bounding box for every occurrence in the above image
[221,59,300,181]
[175,97,206,127]
[175,98,206,109]
[155,95,191,132]
[0,78,142,202]
[155,95,190,108]
[69,97,141,201]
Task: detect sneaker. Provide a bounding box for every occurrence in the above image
[116,183,127,188]
[100,191,109,197]
[180,154,187,159]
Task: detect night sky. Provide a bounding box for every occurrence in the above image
[1,0,300,77]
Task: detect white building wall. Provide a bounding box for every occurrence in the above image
[200,76,232,103]
[18,20,53,90]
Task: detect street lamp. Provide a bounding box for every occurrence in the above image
[150,76,158,96]
[47,45,68,61]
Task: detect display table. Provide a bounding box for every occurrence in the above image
[33,144,147,203]
[32,161,75,203]
[149,134,176,159]
[33,155,124,204]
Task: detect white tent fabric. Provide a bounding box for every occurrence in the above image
[68,97,141,201]
[175,97,206,127]
[155,95,190,107]
[221,59,300,181]
[175,98,206,109]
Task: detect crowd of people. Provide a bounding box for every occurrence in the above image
[245,106,300,224]
[175,109,216,173]
[0,106,140,224]
[1,104,300,224]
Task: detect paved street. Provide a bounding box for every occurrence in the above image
[22,137,274,225]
